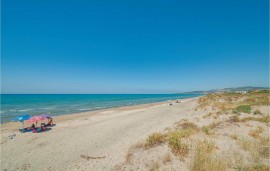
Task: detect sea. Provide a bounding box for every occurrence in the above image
[0,94,201,123]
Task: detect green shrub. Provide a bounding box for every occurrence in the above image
[168,132,189,157]
[145,132,166,147]
[234,105,251,114]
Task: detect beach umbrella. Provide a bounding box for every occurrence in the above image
[26,115,46,126]
[12,114,31,122]
[12,114,31,128]
[39,114,51,118]
[39,114,52,125]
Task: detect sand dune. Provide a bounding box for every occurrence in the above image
[1,93,269,171]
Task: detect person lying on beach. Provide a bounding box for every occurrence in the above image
[22,124,36,133]
[21,124,35,131]
[41,125,46,131]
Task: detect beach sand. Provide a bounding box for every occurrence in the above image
[1,98,198,171]
[1,94,269,171]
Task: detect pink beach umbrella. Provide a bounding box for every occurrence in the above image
[26,115,46,126]
[39,114,52,124]
[39,114,51,119]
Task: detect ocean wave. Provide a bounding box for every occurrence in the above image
[77,108,92,111]
[39,107,55,110]
[94,107,104,109]
[18,109,33,112]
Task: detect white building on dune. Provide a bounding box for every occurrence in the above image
[235,91,247,94]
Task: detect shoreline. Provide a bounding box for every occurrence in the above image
[0,97,200,132]
[1,92,269,171]
[1,96,201,170]
[1,96,202,125]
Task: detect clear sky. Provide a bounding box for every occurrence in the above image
[1,0,269,94]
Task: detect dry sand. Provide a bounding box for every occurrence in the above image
[1,95,269,171]
[1,97,200,171]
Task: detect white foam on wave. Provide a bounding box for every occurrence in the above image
[18,109,33,112]
[77,108,92,111]
[39,107,55,110]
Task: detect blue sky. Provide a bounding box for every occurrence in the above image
[2,0,269,94]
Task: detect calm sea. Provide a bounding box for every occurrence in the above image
[0,94,201,123]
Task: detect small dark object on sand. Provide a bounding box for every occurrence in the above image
[80,155,106,160]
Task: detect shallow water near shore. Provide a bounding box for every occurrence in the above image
[1,94,201,122]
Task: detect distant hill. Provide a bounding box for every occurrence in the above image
[180,86,269,94]
[221,86,269,92]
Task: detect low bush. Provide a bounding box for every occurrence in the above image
[230,134,238,140]
[168,131,189,157]
[181,121,200,132]
[233,105,251,114]
[253,109,262,115]
[241,116,270,123]
[201,126,214,135]
[190,140,226,171]
[145,132,166,148]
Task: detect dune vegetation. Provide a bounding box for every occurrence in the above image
[115,90,269,170]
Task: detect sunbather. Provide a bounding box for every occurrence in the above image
[20,124,35,132]
[46,117,53,126]
[31,124,36,129]
[41,125,46,131]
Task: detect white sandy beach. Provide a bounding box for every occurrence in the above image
[1,94,269,171]
[1,98,198,171]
